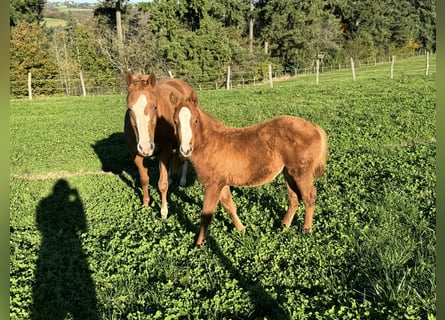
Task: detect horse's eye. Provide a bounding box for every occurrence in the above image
[154,105,158,111]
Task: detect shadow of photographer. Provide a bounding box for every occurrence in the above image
[32,179,98,320]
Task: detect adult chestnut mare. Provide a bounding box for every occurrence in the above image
[124,71,193,217]
[172,93,328,247]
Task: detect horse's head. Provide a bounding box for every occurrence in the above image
[125,70,159,157]
[172,91,199,158]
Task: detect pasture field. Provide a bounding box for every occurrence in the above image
[10,56,436,319]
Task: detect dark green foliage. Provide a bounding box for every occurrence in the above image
[10,0,46,26]
[10,59,435,319]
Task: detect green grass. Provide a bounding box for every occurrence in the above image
[10,56,436,319]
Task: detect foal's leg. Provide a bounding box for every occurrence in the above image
[295,175,317,232]
[196,185,222,247]
[219,186,245,232]
[281,170,301,228]
[158,150,171,219]
[179,160,188,187]
[134,154,150,206]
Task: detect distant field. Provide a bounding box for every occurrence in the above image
[43,17,67,28]
[10,57,436,319]
[43,3,93,28]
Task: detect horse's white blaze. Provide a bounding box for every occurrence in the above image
[132,95,153,154]
[179,107,193,156]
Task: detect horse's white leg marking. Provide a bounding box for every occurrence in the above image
[161,205,168,219]
[178,107,193,157]
[179,160,188,186]
[132,95,154,156]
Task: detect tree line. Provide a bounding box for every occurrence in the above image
[10,0,436,98]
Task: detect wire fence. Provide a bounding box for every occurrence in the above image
[11,52,435,99]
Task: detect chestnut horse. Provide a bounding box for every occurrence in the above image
[172,93,328,247]
[124,71,193,217]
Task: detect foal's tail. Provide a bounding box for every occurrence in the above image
[314,125,328,178]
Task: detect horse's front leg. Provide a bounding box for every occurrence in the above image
[196,185,222,247]
[134,154,150,206]
[158,150,171,219]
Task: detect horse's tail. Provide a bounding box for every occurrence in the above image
[314,125,328,178]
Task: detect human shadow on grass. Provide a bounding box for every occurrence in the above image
[32,179,98,320]
[171,189,291,320]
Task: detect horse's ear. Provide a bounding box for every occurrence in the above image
[189,91,198,105]
[125,70,133,87]
[147,72,156,87]
[170,92,179,105]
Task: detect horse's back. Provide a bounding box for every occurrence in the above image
[158,78,194,97]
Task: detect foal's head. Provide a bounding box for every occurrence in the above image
[172,92,199,158]
[125,70,159,157]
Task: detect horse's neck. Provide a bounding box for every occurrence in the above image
[199,108,226,134]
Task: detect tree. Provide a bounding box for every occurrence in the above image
[410,0,436,52]
[94,3,165,75]
[256,0,341,71]
[10,0,46,27]
[94,0,130,42]
[10,22,58,97]
[49,14,116,95]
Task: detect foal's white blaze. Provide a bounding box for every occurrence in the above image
[132,94,154,156]
[178,107,193,157]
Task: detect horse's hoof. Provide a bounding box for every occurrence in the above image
[194,240,204,248]
[160,207,168,219]
[302,227,312,234]
[179,178,186,187]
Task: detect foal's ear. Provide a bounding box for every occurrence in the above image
[189,91,198,105]
[147,72,156,88]
[170,92,179,105]
[125,70,134,87]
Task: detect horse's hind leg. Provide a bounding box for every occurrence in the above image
[219,186,245,232]
[281,169,301,228]
[282,169,317,232]
[296,176,317,232]
[134,155,150,206]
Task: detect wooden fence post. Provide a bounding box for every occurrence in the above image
[226,66,231,90]
[390,55,395,79]
[316,59,320,84]
[350,58,356,81]
[268,64,273,88]
[28,72,32,100]
[425,52,430,76]
[80,71,86,97]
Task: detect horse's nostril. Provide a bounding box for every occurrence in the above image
[180,145,192,157]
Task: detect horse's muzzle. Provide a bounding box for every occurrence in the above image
[180,145,193,158]
[137,142,155,157]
